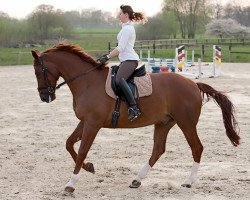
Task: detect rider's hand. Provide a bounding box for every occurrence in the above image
[98,54,110,64]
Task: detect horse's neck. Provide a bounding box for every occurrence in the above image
[70,67,108,100]
[49,51,108,99]
[55,55,108,98]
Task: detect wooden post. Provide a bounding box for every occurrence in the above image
[108,42,111,51]
[153,41,155,54]
[229,46,231,62]
[201,44,205,61]
[147,50,151,69]
[17,52,21,65]
[140,50,142,61]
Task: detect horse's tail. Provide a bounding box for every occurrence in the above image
[196,82,240,147]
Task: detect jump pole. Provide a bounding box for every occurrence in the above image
[192,50,195,64]
[175,45,185,72]
[198,58,202,79]
[212,45,222,77]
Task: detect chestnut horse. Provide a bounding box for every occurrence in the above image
[31,43,240,194]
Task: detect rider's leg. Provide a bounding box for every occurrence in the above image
[115,60,140,121]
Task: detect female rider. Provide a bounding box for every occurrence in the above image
[99,5,146,121]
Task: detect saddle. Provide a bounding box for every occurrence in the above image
[105,65,152,100]
[113,65,145,100]
[105,64,152,128]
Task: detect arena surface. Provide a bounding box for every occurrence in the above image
[0,63,249,199]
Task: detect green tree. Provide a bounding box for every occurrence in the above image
[64,11,82,28]
[163,0,211,38]
[136,14,169,40]
[162,9,179,38]
[26,4,72,41]
[79,9,118,28]
[0,12,28,47]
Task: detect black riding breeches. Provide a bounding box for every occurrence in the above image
[115,60,138,86]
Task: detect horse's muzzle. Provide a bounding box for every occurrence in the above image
[40,92,56,103]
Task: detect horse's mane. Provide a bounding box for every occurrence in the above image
[43,42,105,68]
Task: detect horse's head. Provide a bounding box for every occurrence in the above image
[31,50,60,103]
[32,43,106,103]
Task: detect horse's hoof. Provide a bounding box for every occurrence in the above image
[86,162,95,174]
[62,190,75,197]
[64,186,75,193]
[181,183,191,188]
[129,180,141,188]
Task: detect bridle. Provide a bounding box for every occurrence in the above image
[37,57,56,95]
[36,56,103,95]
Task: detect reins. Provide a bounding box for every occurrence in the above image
[38,56,103,91]
[55,62,103,90]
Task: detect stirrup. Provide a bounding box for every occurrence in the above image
[128,107,141,121]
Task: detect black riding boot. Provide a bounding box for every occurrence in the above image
[119,78,141,121]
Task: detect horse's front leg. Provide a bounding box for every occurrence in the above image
[66,121,94,173]
[65,122,100,193]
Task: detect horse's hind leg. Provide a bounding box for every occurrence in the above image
[130,121,175,188]
[66,121,94,173]
[179,126,203,188]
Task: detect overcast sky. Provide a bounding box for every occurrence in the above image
[1,0,164,19]
[1,0,246,19]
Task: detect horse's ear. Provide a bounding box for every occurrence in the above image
[31,50,40,60]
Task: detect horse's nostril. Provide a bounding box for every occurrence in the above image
[41,97,46,101]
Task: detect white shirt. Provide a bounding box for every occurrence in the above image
[116,21,140,62]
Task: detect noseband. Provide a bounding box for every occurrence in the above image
[36,56,103,94]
